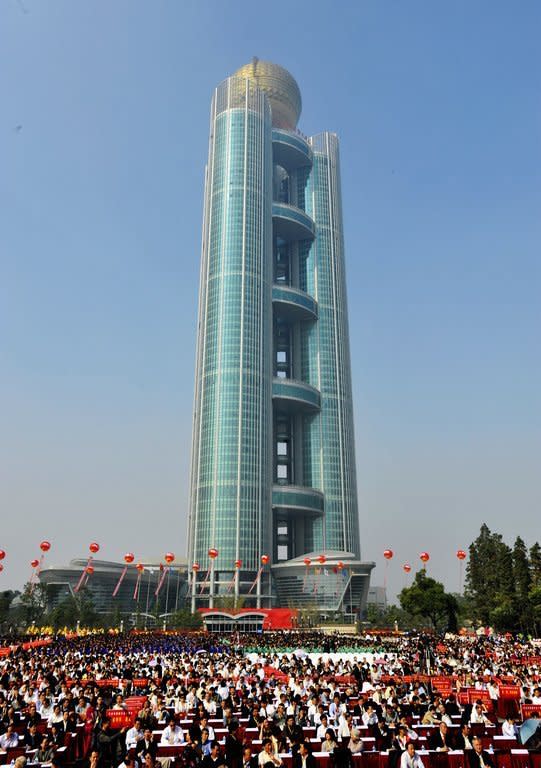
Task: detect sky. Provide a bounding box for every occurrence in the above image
[1,0,540,603]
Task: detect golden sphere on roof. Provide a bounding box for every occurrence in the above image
[233,58,302,130]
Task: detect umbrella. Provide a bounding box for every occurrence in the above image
[519,719,541,745]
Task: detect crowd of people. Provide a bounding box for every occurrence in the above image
[0,631,540,768]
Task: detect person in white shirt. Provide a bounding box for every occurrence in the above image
[328,695,345,726]
[258,738,283,767]
[216,682,229,701]
[400,741,425,768]
[48,704,64,728]
[113,694,127,711]
[199,716,215,740]
[362,706,378,727]
[126,719,144,750]
[160,721,185,745]
[337,713,353,742]
[501,717,518,739]
[24,687,39,706]
[312,704,325,726]
[38,695,54,719]
[0,725,19,750]
[307,696,319,723]
[203,694,217,716]
[316,715,331,741]
[470,703,491,725]
[487,683,499,704]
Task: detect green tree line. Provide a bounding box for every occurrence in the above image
[0,584,202,633]
[465,523,541,633]
[368,524,541,635]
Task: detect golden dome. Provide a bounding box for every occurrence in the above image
[233,58,302,130]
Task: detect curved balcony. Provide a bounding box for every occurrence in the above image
[272,485,324,517]
[273,202,315,242]
[272,285,318,321]
[272,378,321,412]
[272,129,313,170]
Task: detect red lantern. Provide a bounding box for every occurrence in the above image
[337,561,344,570]
[31,559,40,568]
[261,554,270,566]
[40,541,51,553]
[318,554,326,565]
[234,559,242,569]
[136,563,144,573]
[208,548,218,560]
[403,563,412,573]
[124,553,134,564]
[420,552,430,563]
[0,550,5,560]
[456,549,466,561]
[303,557,311,567]
[89,542,100,554]
[192,562,200,572]
[383,549,394,560]
[86,565,94,575]
[164,552,175,564]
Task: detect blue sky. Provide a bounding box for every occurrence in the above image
[1,0,540,602]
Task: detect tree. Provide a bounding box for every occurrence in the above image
[530,543,541,589]
[168,609,203,630]
[77,588,99,628]
[48,588,99,631]
[49,597,79,631]
[18,582,50,627]
[465,524,516,627]
[399,571,458,630]
[366,603,416,630]
[0,591,18,629]
[212,596,246,611]
[512,536,532,632]
[528,543,541,635]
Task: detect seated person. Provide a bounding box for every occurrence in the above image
[293,742,317,768]
[242,745,258,768]
[23,722,41,750]
[258,739,283,767]
[454,723,474,751]
[501,717,518,739]
[347,728,364,754]
[36,735,55,763]
[468,736,495,768]
[392,726,409,753]
[400,741,425,768]
[469,703,491,726]
[0,724,19,749]
[321,729,338,754]
[160,719,185,745]
[428,722,451,752]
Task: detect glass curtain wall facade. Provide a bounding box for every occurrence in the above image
[188,61,369,612]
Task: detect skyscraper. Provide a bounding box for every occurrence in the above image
[188,60,373,614]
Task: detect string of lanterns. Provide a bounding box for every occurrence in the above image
[0,542,470,600]
[379,548,468,590]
